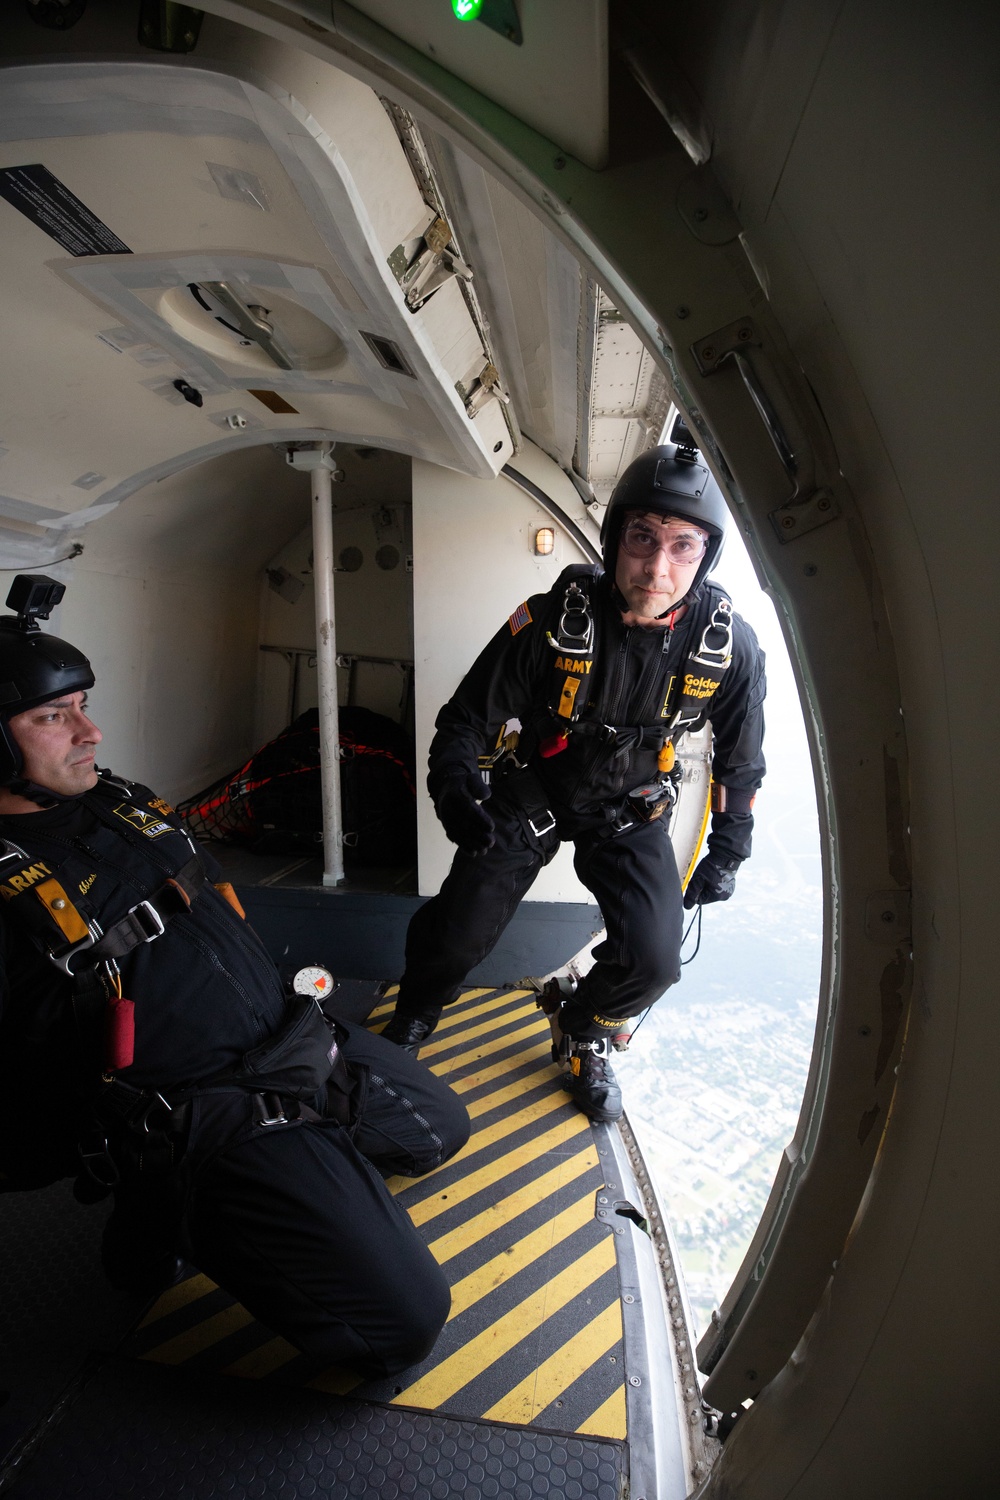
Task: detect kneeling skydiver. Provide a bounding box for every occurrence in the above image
[0,573,469,1377]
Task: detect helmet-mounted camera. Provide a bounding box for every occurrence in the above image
[5,574,66,632]
[668,411,701,465]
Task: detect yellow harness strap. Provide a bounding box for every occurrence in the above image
[557,675,582,719]
[33,878,90,944]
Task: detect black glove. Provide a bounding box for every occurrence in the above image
[684,853,740,908]
[435,773,495,855]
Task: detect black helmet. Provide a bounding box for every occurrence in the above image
[0,575,94,785]
[601,442,729,606]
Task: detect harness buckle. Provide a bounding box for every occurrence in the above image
[141,1093,174,1134]
[528,809,557,837]
[0,838,30,879]
[549,581,595,655]
[51,921,102,976]
[607,809,637,837]
[692,598,734,670]
[132,900,167,942]
[77,1131,120,1189]
[253,1091,289,1127]
[51,895,168,976]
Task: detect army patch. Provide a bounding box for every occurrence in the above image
[508,601,532,635]
[112,803,173,838]
[0,861,52,901]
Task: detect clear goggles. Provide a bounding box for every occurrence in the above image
[618,518,709,565]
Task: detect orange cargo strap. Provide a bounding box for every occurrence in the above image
[214,881,246,920]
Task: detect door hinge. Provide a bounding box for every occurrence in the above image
[392,215,474,311]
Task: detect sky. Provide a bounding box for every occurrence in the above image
[713,526,817,826]
[706,519,825,901]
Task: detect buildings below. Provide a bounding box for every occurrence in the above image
[618,859,821,1335]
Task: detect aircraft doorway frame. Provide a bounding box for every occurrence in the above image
[220,0,911,1417]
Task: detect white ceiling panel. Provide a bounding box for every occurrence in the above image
[338,0,609,169]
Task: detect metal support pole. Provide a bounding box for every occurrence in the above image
[286,442,344,886]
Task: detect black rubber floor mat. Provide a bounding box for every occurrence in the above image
[2,1357,626,1500]
[0,1181,145,1467]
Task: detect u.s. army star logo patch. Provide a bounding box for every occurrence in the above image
[112,804,173,838]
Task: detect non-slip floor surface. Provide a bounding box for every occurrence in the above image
[124,988,627,1442]
[0,1181,145,1470]
[1,1357,626,1500]
[2,986,645,1498]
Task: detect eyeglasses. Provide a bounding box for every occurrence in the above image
[619,519,708,564]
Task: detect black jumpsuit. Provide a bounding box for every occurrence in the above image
[397,571,766,1038]
[0,775,469,1376]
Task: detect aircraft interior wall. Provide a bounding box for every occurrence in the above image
[411,442,594,905]
[57,444,309,804]
[51,433,603,898]
[58,439,418,813]
[255,447,415,746]
[654,1,1000,1493]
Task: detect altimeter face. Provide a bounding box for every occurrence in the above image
[292,964,336,1000]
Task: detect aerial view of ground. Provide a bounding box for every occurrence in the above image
[619,540,824,1339]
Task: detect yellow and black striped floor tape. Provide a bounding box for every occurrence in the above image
[126,987,627,1441]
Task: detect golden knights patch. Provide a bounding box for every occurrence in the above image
[683,672,722,701]
[508,601,532,635]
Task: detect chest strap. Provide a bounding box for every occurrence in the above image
[1,777,212,975]
[537,583,733,760]
[666,593,734,734]
[88,856,207,964]
[540,572,599,756]
[46,855,208,976]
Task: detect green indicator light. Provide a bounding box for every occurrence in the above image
[452,0,483,20]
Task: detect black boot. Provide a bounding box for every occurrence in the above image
[559,1036,624,1124]
[102,1192,191,1298]
[381,1011,438,1053]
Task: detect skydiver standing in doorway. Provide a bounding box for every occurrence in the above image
[381,440,767,1123]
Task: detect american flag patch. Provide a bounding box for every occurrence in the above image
[508,601,532,635]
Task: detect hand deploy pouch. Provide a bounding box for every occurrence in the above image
[226,993,363,1130]
[226,993,341,1098]
[625,777,678,824]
